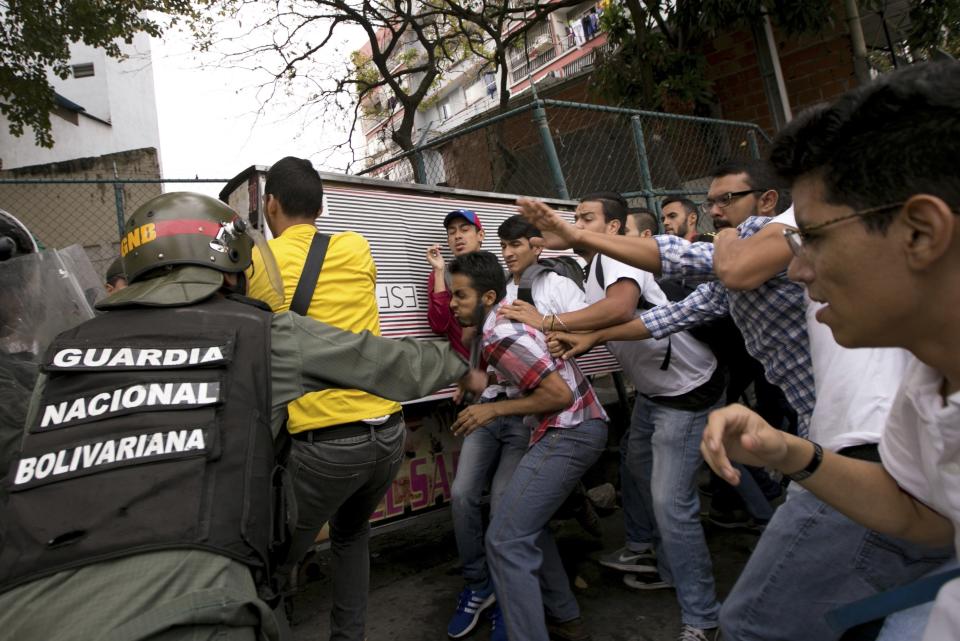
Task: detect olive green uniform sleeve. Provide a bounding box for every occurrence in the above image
[270,312,468,413]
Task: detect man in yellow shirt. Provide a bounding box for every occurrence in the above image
[247,156,402,641]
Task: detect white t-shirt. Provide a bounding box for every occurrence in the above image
[879,357,960,641]
[504,270,588,316]
[481,270,588,401]
[584,253,716,397]
[771,207,909,449]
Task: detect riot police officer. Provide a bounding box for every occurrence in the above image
[0,192,470,641]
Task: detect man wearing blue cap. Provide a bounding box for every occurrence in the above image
[426,209,485,359]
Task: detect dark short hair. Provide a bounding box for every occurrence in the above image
[498,214,542,241]
[661,197,698,216]
[628,208,659,234]
[580,191,628,235]
[265,156,324,220]
[711,159,781,193]
[770,60,960,233]
[448,250,507,303]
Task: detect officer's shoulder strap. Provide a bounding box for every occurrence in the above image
[290,232,331,316]
[225,292,273,312]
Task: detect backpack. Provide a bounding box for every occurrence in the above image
[517,256,586,305]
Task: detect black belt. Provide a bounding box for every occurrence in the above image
[837,443,880,463]
[291,411,403,443]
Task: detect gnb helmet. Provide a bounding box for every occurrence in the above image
[100,192,282,310]
[120,192,252,282]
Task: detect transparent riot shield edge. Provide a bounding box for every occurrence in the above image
[0,245,102,361]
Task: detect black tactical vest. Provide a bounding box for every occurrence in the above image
[0,296,278,593]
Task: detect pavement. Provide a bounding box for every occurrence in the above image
[287,498,762,641]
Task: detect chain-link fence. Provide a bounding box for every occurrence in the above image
[358,99,771,219]
[0,178,229,278]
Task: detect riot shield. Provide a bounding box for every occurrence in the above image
[0,245,103,439]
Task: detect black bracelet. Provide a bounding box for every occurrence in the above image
[786,441,824,482]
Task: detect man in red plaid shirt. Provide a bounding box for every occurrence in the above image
[449,251,607,641]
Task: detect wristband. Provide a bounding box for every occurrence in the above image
[549,314,556,331]
[554,314,569,331]
[786,441,824,482]
[540,313,548,333]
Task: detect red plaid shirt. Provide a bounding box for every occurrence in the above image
[481,303,608,444]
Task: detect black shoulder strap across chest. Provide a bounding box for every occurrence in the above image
[517,262,552,305]
[290,232,330,316]
[593,254,671,371]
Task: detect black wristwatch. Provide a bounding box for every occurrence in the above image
[786,441,824,482]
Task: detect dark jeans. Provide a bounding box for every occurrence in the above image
[283,420,405,641]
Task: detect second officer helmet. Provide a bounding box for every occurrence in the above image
[119,192,252,283]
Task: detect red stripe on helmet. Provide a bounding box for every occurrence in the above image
[153,219,223,238]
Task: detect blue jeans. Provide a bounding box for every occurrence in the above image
[721,486,951,641]
[628,395,721,628]
[450,412,529,590]
[486,419,608,641]
[283,420,405,641]
[623,400,760,549]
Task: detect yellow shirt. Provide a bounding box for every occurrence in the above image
[247,224,401,431]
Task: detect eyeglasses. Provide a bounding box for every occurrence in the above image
[782,202,904,257]
[698,190,764,215]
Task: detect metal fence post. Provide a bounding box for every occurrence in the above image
[412,150,427,185]
[532,100,569,200]
[630,116,658,218]
[112,163,125,239]
[747,129,761,160]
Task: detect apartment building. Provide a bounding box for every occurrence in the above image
[358,0,606,181]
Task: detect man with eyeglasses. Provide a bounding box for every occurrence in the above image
[699,188,947,640]
[701,60,959,641]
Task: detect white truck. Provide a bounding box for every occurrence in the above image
[219,167,625,535]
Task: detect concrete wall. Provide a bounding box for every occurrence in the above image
[0,33,163,172]
[0,148,162,279]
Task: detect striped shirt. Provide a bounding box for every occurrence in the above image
[482,303,608,444]
[639,216,815,435]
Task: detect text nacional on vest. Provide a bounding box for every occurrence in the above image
[47,345,228,370]
[39,381,222,429]
[13,428,207,488]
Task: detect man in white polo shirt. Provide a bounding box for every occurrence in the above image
[504,192,724,641]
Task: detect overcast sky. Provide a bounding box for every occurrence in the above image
[151,19,366,196]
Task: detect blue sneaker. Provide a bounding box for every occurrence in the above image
[489,605,508,641]
[447,585,496,638]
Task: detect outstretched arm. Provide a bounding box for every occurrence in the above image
[501,278,639,331]
[701,404,954,547]
[547,317,654,360]
[273,312,468,407]
[517,198,664,275]
[712,224,792,291]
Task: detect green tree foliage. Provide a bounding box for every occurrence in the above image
[591,0,834,112]
[1,0,196,147]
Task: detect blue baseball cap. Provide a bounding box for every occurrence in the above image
[443,209,482,230]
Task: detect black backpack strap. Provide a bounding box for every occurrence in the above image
[517,262,550,305]
[289,232,330,316]
[593,255,605,290]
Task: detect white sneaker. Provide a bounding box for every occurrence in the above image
[676,624,719,641]
[623,572,672,591]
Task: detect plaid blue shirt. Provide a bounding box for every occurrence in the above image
[640,216,814,435]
